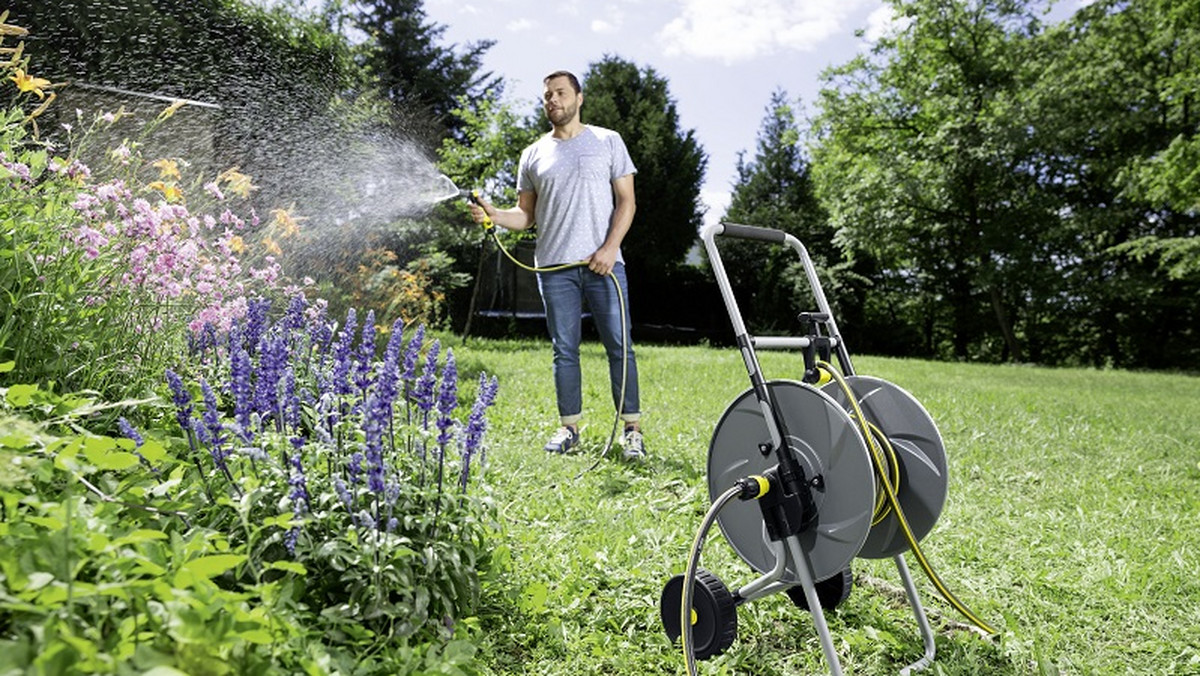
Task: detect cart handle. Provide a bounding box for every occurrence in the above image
[718,222,787,243]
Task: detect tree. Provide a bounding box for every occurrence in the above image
[1022,0,1200,367]
[719,89,838,332]
[812,0,1053,362]
[577,57,708,305]
[345,0,502,140]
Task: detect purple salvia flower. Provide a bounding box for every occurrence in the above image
[400,324,425,386]
[331,308,358,398]
[254,331,288,431]
[117,417,144,447]
[244,297,271,356]
[284,527,300,555]
[334,476,353,508]
[460,373,499,493]
[288,452,309,513]
[436,349,457,447]
[230,336,254,443]
[376,318,405,407]
[200,378,230,474]
[361,393,387,496]
[347,451,365,485]
[413,339,441,420]
[281,366,301,432]
[309,302,334,362]
[354,310,376,398]
[283,293,307,332]
[164,368,193,433]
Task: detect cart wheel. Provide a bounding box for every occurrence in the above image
[660,569,737,660]
[786,566,854,611]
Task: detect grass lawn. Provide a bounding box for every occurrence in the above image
[452,337,1200,675]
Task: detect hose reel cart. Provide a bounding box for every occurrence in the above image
[659,222,995,675]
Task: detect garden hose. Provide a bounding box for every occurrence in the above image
[818,360,997,636]
[681,477,767,676]
[469,195,630,478]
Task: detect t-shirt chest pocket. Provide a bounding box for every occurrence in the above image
[577,154,609,181]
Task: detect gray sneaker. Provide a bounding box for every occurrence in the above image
[544,426,579,454]
[622,428,646,461]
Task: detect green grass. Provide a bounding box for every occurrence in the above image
[453,337,1200,675]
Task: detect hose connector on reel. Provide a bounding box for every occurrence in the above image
[735,474,770,500]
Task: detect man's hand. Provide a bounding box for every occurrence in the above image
[586,245,619,276]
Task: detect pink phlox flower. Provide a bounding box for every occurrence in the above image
[66,160,91,181]
[71,193,100,213]
[203,214,216,230]
[250,208,259,227]
[219,209,244,229]
[204,181,224,200]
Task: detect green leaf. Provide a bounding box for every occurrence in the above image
[25,571,54,592]
[111,529,169,547]
[179,554,245,579]
[0,361,14,373]
[83,436,140,471]
[267,560,307,576]
[138,438,167,464]
[5,383,38,407]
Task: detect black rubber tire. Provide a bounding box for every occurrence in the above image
[786,566,854,611]
[659,569,738,660]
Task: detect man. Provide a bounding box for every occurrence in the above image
[469,70,644,460]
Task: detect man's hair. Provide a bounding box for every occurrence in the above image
[543,70,582,93]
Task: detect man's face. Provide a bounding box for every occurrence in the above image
[543,76,581,126]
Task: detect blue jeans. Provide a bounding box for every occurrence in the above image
[538,264,640,425]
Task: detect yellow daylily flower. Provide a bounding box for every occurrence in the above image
[218,167,256,198]
[270,206,305,238]
[262,236,282,256]
[228,235,245,255]
[10,68,50,99]
[158,99,186,121]
[151,158,181,180]
[147,180,184,203]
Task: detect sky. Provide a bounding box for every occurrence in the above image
[421,0,905,226]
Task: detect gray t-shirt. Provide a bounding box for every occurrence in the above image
[517,125,637,267]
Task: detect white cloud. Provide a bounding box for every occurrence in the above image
[592,19,617,33]
[658,0,872,63]
[862,4,911,43]
[507,18,535,32]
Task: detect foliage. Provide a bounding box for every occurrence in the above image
[812,0,1051,363]
[339,0,503,142]
[0,301,501,673]
[0,41,300,399]
[810,0,1200,368]
[719,89,841,332]
[1023,0,1200,368]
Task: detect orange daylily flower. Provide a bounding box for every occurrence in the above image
[262,236,282,256]
[10,68,50,99]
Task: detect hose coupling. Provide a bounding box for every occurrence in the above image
[735,474,771,501]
